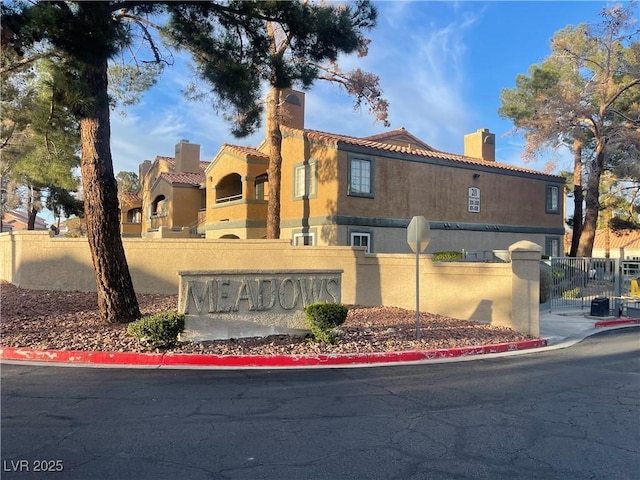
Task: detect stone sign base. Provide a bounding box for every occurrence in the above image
[178,270,343,341]
[179,313,310,342]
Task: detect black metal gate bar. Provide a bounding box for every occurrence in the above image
[545,257,618,312]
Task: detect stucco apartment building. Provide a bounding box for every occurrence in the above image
[120,142,207,238]
[123,90,565,256]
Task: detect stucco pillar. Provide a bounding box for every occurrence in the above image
[242,175,255,200]
[509,240,542,337]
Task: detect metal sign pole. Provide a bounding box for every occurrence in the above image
[415,244,420,341]
[407,216,430,342]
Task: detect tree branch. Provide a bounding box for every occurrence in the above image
[0,52,50,75]
[609,108,640,126]
[604,77,640,112]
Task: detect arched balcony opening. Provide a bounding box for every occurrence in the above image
[127,208,142,223]
[151,195,166,217]
[216,173,242,203]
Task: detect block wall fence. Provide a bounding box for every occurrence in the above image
[0,232,541,336]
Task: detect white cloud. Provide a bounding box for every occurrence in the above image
[365,3,482,151]
[104,2,522,175]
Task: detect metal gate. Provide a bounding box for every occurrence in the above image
[543,257,619,311]
[620,260,640,294]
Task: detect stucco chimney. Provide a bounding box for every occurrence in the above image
[464,128,495,161]
[139,160,152,181]
[175,139,201,173]
[280,89,305,130]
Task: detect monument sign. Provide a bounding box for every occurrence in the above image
[178,270,343,341]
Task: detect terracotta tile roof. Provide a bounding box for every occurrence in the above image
[161,171,205,186]
[362,127,437,151]
[221,143,269,158]
[593,229,640,250]
[152,156,209,185]
[283,126,562,179]
[163,158,210,170]
[3,209,48,229]
[120,192,141,205]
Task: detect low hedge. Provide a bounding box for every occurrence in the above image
[126,312,185,349]
[432,251,463,262]
[304,302,349,344]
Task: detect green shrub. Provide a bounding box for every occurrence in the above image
[432,251,463,262]
[540,267,551,304]
[552,267,566,279]
[562,287,581,299]
[126,312,185,349]
[304,302,349,344]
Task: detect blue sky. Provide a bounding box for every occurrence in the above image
[109,0,618,177]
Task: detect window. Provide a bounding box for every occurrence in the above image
[255,173,268,200]
[546,237,561,257]
[294,162,317,198]
[293,232,315,246]
[350,232,371,253]
[349,157,373,196]
[127,208,142,223]
[546,185,560,213]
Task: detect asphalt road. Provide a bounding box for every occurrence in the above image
[1,328,639,480]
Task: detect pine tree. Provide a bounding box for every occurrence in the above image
[1,1,386,322]
[166,0,388,238]
[499,3,640,257]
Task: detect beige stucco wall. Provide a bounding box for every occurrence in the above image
[332,148,561,229]
[204,147,270,238]
[0,231,541,335]
[171,185,204,227]
[141,158,172,233]
[201,128,563,255]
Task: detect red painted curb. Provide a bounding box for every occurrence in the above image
[0,339,547,367]
[0,348,165,365]
[594,318,640,328]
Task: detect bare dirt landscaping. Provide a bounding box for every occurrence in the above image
[0,282,537,355]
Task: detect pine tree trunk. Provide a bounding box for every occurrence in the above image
[26,187,37,230]
[266,87,283,239]
[79,46,140,323]
[27,206,36,230]
[577,139,606,258]
[569,138,583,257]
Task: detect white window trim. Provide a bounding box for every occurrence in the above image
[546,185,560,213]
[294,161,317,199]
[350,232,371,253]
[348,156,373,197]
[293,232,315,246]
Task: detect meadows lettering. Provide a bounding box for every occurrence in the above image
[177,270,343,341]
[181,276,340,314]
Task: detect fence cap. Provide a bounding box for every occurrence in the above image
[508,240,542,253]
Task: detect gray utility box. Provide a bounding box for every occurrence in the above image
[590,297,610,317]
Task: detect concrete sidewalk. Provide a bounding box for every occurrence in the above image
[540,309,639,347]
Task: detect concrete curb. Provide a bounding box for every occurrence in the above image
[2,320,638,369]
[594,318,640,328]
[0,339,547,368]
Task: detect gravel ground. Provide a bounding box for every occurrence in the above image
[0,282,536,355]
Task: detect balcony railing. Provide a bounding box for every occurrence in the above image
[215,194,243,204]
[188,210,207,236]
